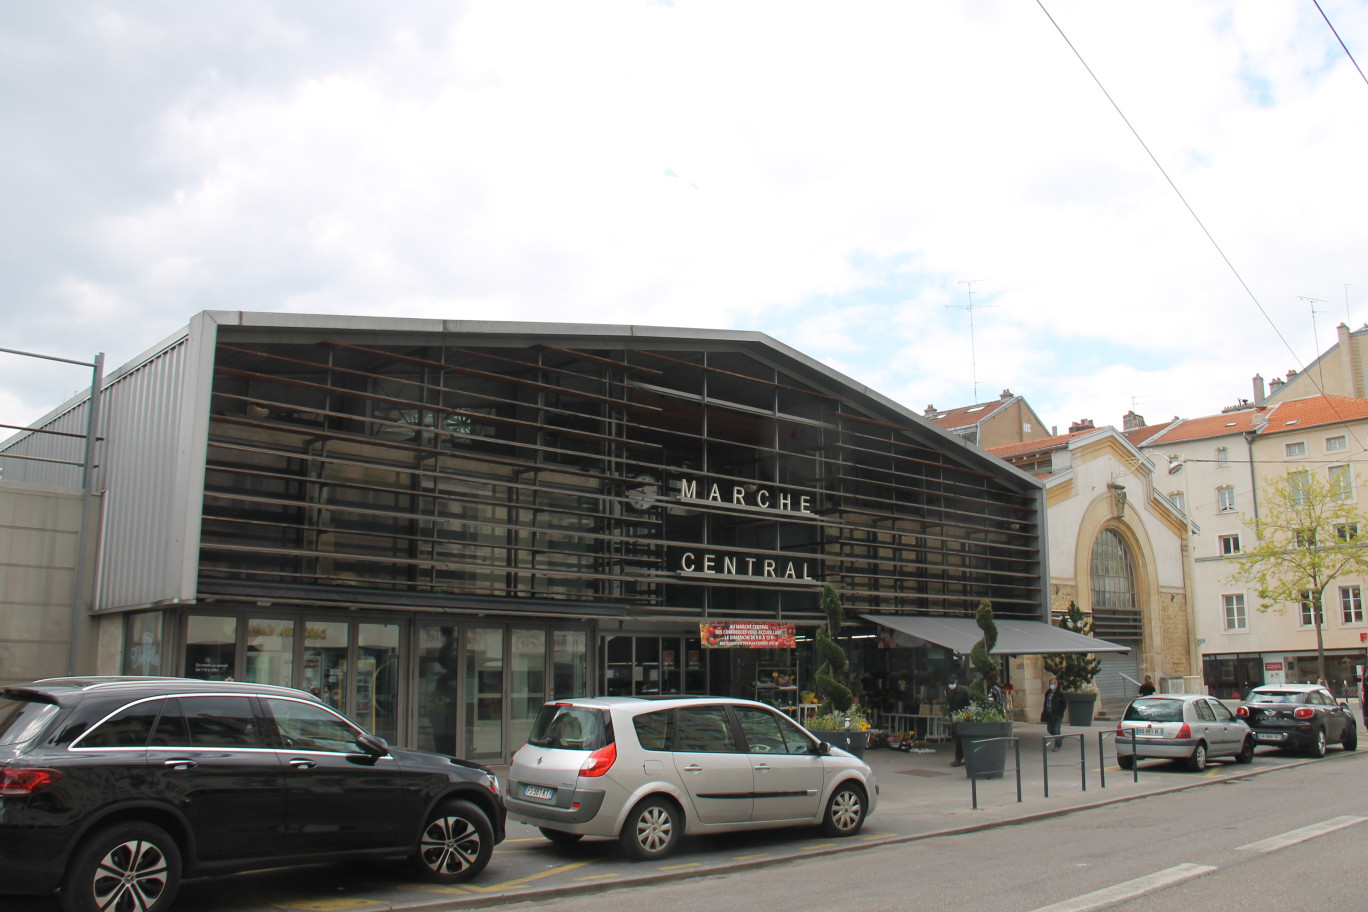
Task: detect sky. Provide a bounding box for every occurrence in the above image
[3,1,1367,439]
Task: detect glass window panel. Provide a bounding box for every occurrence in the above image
[552,629,587,699]
[79,699,163,748]
[416,625,461,756]
[510,628,546,749]
[304,620,350,713]
[246,618,295,689]
[357,623,401,742]
[464,627,504,762]
[265,697,362,753]
[184,616,237,681]
[124,612,164,676]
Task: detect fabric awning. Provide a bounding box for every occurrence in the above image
[861,614,1130,655]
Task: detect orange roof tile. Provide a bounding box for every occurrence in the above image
[987,429,1091,459]
[927,399,1007,429]
[1259,394,1368,433]
[1143,408,1265,445]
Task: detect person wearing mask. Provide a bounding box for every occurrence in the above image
[1041,676,1068,750]
[1138,675,1156,696]
[946,677,970,766]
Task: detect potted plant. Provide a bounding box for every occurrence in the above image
[953,600,1013,778]
[806,584,869,757]
[1042,602,1103,726]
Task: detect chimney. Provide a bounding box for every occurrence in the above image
[999,388,1013,401]
[924,404,938,418]
[1068,418,1095,433]
[1269,377,1284,394]
[1253,373,1266,404]
[1122,410,1145,431]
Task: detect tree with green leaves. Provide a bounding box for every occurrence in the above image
[1043,602,1102,692]
[813,583,854,715]
[1228,469,1368,685]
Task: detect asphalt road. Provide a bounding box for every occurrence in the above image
[496,750,1367,912]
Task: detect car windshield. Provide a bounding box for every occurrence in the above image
[526,705,610,751]
[1247,691,1303,704]
[1124,699,1183,723]
[0,693,61,745]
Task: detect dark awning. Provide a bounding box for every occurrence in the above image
[861,614,1130,655]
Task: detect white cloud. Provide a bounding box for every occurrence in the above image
[2,0,1366,436]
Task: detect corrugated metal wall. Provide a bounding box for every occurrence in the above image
[0,320,212,611]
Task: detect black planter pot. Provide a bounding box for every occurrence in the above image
[1065,692,1097,727]
[956,720,1014,779]
[811,730,868,759]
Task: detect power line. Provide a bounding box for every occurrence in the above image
[1315,0,1368,89]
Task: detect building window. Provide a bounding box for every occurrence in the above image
[1329,464,1353,501]
[1326,434,1347,452]
[1090,529,1140,644]
[1216,446,1229,466]
[1169,491,1185,513]
[1299,590,1323,627]
[1289,470,1310,506]
[1222,594,1247,631]
[1337,523,1359,542]
[1340,585,1364,624]
[1218,534,1241,555]
[1217,486,1236,512]
[1285,441,1307,457]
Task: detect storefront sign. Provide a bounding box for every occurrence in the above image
[678,478,812,514]
[1265,662,1283,672]
[678,551,815,582]
[700,621,796,649]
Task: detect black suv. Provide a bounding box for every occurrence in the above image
[1237,683,1359,757]
[0,676,506,912]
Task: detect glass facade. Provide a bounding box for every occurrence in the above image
[163,327,1046,762]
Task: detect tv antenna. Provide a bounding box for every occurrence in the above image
[1299,295,1327,387]
[948,280,994,402]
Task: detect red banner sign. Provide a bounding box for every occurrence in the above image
[700,621,796,649]
[1265,662,1282,671]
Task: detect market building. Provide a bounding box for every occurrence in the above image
[1,312,1094,762]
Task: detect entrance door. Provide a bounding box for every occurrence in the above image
[465,627,504,762]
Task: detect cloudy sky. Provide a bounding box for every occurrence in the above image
[4,1,1366,437]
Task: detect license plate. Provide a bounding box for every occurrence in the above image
[1134,727,1164,738]
[1255,732,1285,743]
[523,784,555,800]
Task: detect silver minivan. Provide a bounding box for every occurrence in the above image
[506,696,878,860]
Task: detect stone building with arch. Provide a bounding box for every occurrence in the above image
[990,424,1194,719]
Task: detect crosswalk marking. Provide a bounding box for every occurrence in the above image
[1236,816,1367,853]
[1026,863,1217,912]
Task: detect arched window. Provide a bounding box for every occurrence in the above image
[1090,528,1140,642]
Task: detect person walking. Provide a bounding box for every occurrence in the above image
[1041,676,1068,750]
[946,677,970,766]
[1138,675,1156,696]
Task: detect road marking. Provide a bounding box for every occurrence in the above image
[1026,863,1216,912]
[273,900,393,911]
[575,872,620,880]
[658,862,699,871]
[734,853,771,860]
[459,859,595,893]
[1236,816,1368,853]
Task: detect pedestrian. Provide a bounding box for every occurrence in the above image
[1138,675,1156,696]
[1041,676,1067,750]
[946,677,970,766]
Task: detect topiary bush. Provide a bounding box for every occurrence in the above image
[1043,601,1102,692]
[813,583,854,716]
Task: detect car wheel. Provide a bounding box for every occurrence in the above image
[1185,741,1208,772]
[60,822,182,912]
[1343,724,1357,752]
[538,827,584,845]
[1235,736,1255,764]
[619,796,682,861]
[1309,728,1327,758]
[820,782,867,837]
[412,799,493,883]
[1117,754,1135,770]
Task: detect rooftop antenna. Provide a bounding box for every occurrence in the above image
[1299,295,1327,388]
[948,280,994,403]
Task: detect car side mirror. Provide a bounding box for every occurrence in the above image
[813,739,830,755]
[355,732,390,757]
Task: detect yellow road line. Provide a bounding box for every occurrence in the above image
[734,853,771,860]
[460,859,596,893]
[576,872,621,881]
[271,899,393,912]
[658,862,700,871]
